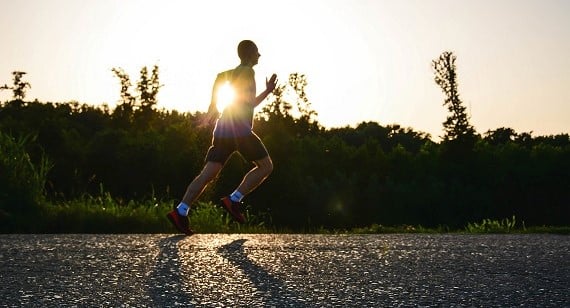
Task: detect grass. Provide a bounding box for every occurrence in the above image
[24,191,272,234]
[465,215,518,233]
[37,197,169,233]
[0,133,52,213]
[349,223,446,234]
[309,216,570,235]
[461,215,569,234]
[3,190,569,234]
[6,199,570,234]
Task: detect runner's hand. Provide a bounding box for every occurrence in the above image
[266,74,278,92]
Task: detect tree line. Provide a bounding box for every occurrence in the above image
[1,52,568,230]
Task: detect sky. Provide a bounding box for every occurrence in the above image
[1,0,569,139]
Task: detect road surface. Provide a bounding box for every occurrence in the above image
[1,234,568,307]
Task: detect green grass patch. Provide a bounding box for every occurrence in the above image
[18,191,274,234]
[349,223,446,234]
[4,195,569,234]
[520,225,570,235]
[464,215,519,233]
[31,195,170,233]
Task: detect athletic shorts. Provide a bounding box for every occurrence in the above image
[205,132,269,164]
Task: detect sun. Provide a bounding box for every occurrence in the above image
[216,81,235,112]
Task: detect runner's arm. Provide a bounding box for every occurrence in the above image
[252,74,277,107]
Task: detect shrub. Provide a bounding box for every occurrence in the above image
[0,133,51,217]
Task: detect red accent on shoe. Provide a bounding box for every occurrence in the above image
[220,196,246,223]
[166,210,194,236]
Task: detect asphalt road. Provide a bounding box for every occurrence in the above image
[0,234,568,307]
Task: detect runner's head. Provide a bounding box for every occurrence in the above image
[238,40,260,66]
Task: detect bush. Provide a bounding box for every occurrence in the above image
[0,133,51,220]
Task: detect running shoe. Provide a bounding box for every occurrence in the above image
[219,196,246,223]
[166,208,194,236]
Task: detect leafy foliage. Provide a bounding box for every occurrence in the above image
[1,71,31,101]
[1,66,569,232]
[0,132,51,231]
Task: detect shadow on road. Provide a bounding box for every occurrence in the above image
[217,239,306,307]
[148,235,193,306]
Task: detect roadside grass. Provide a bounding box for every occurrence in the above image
[38,198,169,234]
[349,224,447,234]
[463,215,569,235]
[6,195,570,235]
[28,194,271,234]
[311,216,569,235]
[465,215,518,234]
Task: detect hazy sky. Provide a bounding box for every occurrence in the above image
[1,0,569,139]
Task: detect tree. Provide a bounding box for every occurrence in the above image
[111,68,135,108]
[1,71,32,102]
[111,67,135,126]
[259,76,293,121]
[258,73,320,135]
[288,73,318,125]
[432,52,476,143]
[136,65,161,112]
[111,65,162,128]
[484,127,517,145]
[135,65,161,128]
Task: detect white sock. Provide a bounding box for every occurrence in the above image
[229,190,244,202]
[176,202,190,216]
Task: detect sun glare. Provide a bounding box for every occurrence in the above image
[217,81,235,112]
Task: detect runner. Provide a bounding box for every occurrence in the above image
[167,40,277,235]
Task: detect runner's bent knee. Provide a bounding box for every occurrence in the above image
[256,157,273,175]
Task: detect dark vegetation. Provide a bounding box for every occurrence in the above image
[1,53,568,233]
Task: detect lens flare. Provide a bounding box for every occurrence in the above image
[217,82,235,112]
